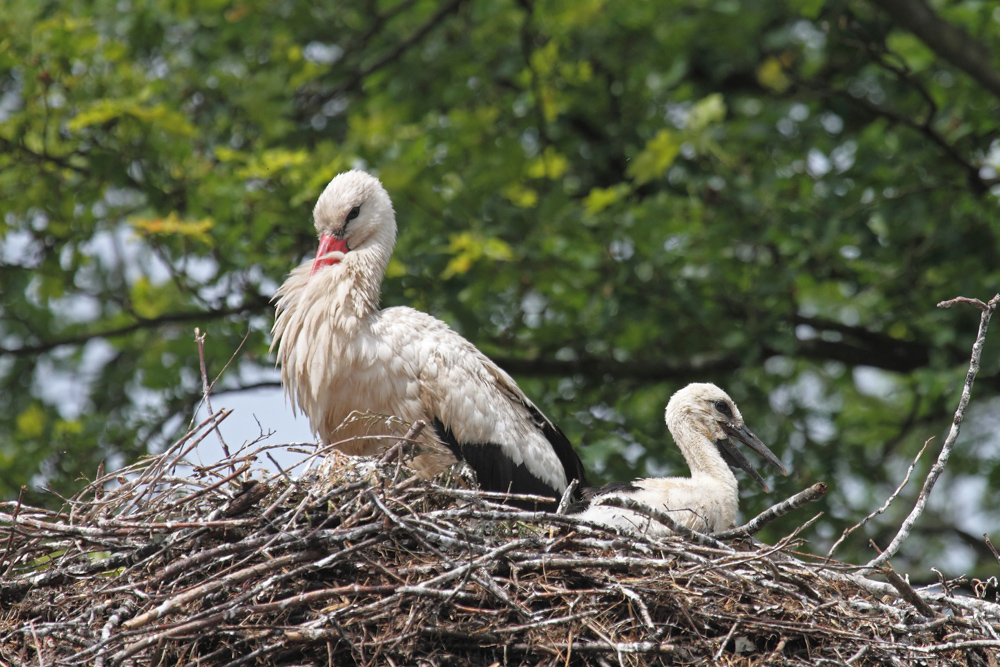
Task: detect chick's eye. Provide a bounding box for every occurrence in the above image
[714,401,733,418]
[346,205,361,223]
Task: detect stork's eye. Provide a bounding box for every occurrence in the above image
[346,205,361,223]
[714,400,733,418]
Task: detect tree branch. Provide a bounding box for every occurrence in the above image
[490,354,742,382]
[592,496,729,550]
[713,483,828,540]
[829,85,985,192]
[826,439,930,561]
[862,294,999,573]
[332,0,465,96]
[868,0,1000,102]
[493,330,931,381]
[0,302,265,357]
[882,563,939,618]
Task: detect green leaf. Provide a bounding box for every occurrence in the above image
[583,185,627,214]
[16,404,46,438]
[69,99,195,136]
[757,56,790,92]
[688,94,726,131]
[442,232,515,279]
[791,0,826,19]
[130,213,214,245]
[627,129,681,184]
[501,184,539,208]
[527,147,569,179]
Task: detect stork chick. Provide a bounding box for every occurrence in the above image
[271,170,587,508]
[572,383,785,534]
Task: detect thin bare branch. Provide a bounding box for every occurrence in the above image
[985,534,1000,566]
[332,0,465,96]
[555,478,579,515]
[0,303,263,357]
[826,439,930,561]
[0,486,25,577]
[379,420,427,465]
[194,328,232,465]
[714,483,828,540]
[592,496,730,550]
[882,565,939,618]
[863,294,1000,572]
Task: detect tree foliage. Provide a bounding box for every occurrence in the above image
[2,0,999,579]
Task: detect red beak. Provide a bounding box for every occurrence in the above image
[311,234,350,276]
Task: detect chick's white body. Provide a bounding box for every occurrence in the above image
[576,383,781,534]
[582,474,739,535]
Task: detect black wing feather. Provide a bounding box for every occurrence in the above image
[523,402,589,490]
[581,480,640,500]
[432,419,564,511]
[567,481,641,514]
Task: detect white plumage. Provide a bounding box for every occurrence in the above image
[271,170,587,507]
[573,383,785,534]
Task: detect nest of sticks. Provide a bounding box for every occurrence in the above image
[2,414,1000,667]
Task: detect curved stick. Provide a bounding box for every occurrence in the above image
[714,483,828,540]
[862,294,999,573]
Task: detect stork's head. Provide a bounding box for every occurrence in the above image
[310,170,397,276]
[666,382,787,490]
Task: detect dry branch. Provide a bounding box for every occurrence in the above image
[3,429,998,667]
[882,564,939,618]
[864,293,999,572]
[715,482,828,540]
[826,439,929,560]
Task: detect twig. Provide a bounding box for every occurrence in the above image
[194,327,233,469]
[826,439,931,561]
[207,326,252,398]
[937,296,995,311]
[504,641,680,655]
[222,480,269,518]
[882,565,939,618]
[846,645,870,665]
[714,483,827,540]
[931,567,953,597]
[1,486,25,577]
[592,497,730,550]
[95,602,135,667]
[123,550,322,630]
[781,512,823,544]
[266,452,295,485]
[380,420,427,464]
[985,534,1000,566]
[132,409,227,477]
[555,478,579,515]
[124,409,232,515]
[428,485,565,507]
[163,462,253,514]
[615,584,658,636]
[863,294,999,573]
[714,620,740,660]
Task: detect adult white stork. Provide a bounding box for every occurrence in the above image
[571,383,785,534]
[271,170,587,508]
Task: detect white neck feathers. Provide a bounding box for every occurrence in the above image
[271,194,396,411]
[665,384,738,487]
[666,414,737,488]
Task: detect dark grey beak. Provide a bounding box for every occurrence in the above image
[717,422,787,491]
